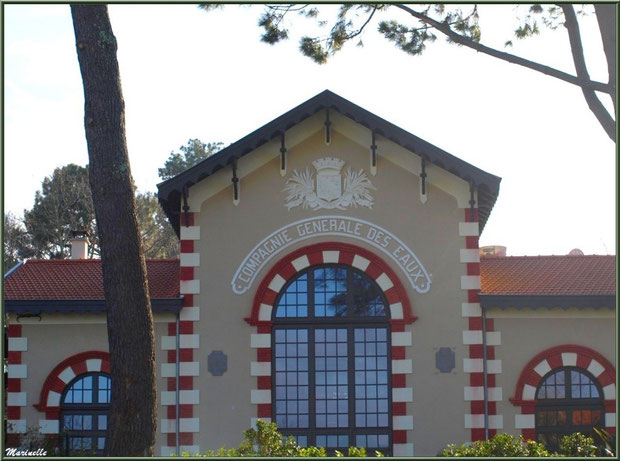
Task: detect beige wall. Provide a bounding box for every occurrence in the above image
[20,320,110,428]
[191,124,475,455]
[11,313,172,455]
[492,312,615,436]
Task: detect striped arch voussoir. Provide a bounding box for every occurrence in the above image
[34,350,110,414]
[511,344,616,405]
[245,242,416,326]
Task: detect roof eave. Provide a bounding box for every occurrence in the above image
[5,298,185,315]
[479,294,616,310]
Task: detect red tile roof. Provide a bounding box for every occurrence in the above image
[4,255,615,301]
[480,255,616,296]
[4,259,180,300]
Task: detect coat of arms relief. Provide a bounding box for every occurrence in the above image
[283,157,376,210]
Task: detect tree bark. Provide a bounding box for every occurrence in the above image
[561,4,616,142]
[593,4,616,115]
[70,5,157,456]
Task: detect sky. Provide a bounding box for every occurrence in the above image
[3,4,616,257]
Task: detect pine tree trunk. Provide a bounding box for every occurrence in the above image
[70,5,157,456]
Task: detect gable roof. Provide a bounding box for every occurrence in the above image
[4,259,182,314]
[479,254,616,310]
[157,90,501,236]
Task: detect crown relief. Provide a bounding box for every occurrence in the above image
[312,157,345,173]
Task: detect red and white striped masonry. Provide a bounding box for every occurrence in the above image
[6,324,27,444]
[510,345,616,439]
[160,212,201,456]
[245,242,416,456]
[460,208,502,441]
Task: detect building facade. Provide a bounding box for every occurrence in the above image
[4,91,616,456]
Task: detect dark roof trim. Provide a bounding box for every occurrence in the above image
[479,294,616,310]
[5,298,184,315]
[157,90,501,236]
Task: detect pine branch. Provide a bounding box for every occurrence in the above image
[394,4,612,95]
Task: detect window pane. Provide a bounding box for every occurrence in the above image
[350,272,387,317]
[315,328,348,428]
[537,369,565,400]
[97,376,112,403]
[61,373,110,453]
[275,274,309,318]
[314,268,347,317]
[272,265,392,451]
[569,370,599,399]
[354,327,389,428]
[557,410,566,425]
[536,368,604,453]
[71,437,91,450]
[582,410,592,425]
[316,434,348,448]
[273,328,309,429]
[83,415,92,430]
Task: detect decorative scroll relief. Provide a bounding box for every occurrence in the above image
[283,157,376,210]
[231,215,431,295]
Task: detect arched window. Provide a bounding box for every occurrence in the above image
[535,367,604,450]
[60,373,111,455]
[272,265,391,454]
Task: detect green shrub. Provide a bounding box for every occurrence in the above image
[441,433,551,457]
[559,432,597,457]
[440,432,613,457]
[180,420,384,457]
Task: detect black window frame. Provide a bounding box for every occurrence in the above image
[59,372,111,455]
[535,367,604,451]
[271,264,393,454]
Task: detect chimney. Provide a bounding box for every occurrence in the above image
[479,245,507,257]
[69,230,89,259]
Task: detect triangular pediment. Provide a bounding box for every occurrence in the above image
[158,90,500,235]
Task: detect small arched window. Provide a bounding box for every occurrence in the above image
[272,265,391,454]
[535,367,604,450]
[60,372,111,455]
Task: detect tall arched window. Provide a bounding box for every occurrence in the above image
[60,372,111,455]
[272,265,392,454]
[535,367,604,450]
